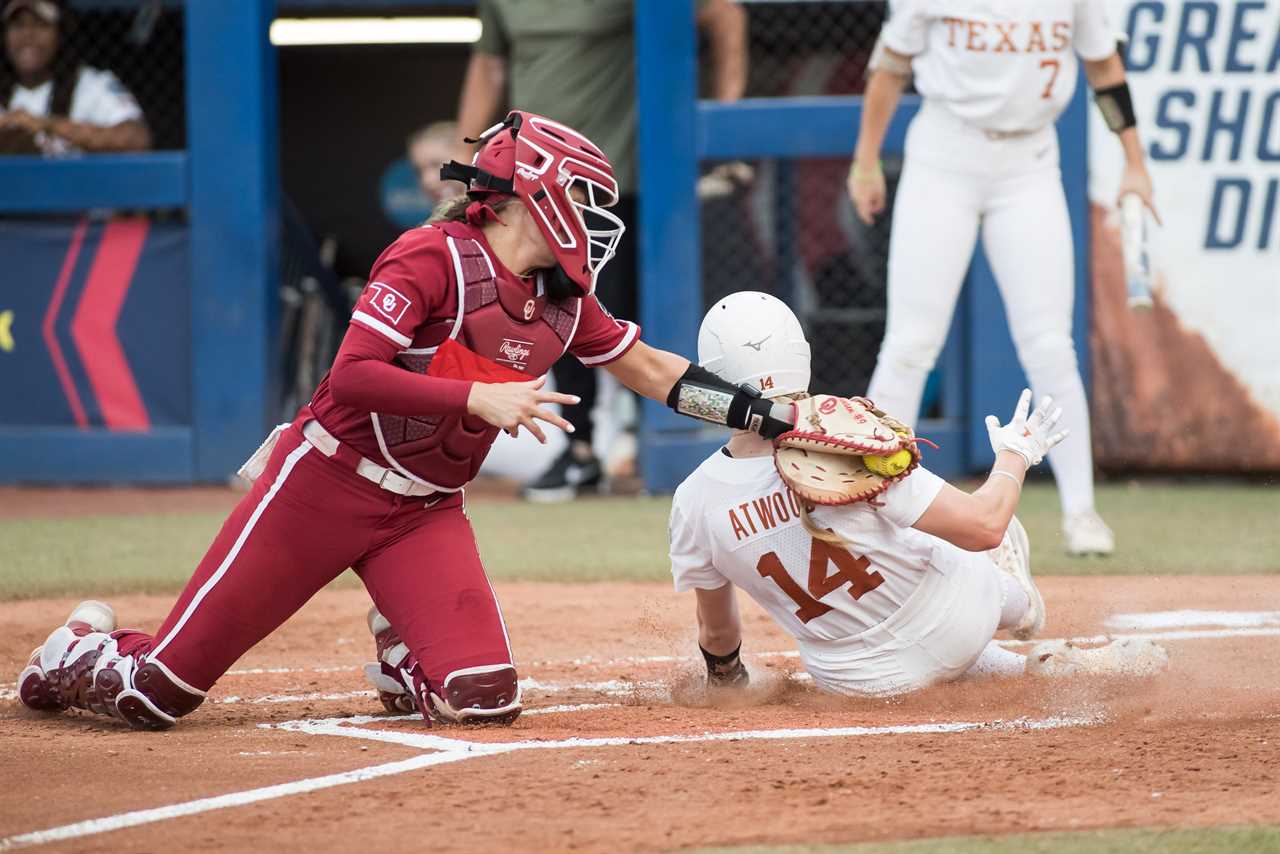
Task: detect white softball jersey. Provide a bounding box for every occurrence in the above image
[5,66,144,156]
[7,66,144,127]
[670,448,1007,694]
[881,0,1117,133]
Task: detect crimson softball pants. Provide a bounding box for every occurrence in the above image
[116,424,513,696]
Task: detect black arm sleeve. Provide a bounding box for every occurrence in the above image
[1094,81,1137,133]
[665,364,794,438]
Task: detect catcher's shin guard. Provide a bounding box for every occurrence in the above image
[364,607,417,715]
[112,660,206,730]
[363,608,521,725]
[16,601,204,730]
[425,665,522,726]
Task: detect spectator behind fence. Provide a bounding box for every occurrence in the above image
[457,0,747,502]
[0,0,150,155]
[407,121,465,213]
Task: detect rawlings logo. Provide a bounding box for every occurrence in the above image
[497,338,534,368]
[366,282,412,325]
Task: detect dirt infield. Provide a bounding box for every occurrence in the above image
[2,576,1278,852]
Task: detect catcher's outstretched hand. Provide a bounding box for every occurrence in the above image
[984,389,1067,469]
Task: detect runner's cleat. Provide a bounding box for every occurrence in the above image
[987,516,1044,640]
[522,445,603,503]
[1026,638,1169,678]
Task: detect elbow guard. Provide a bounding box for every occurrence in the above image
[666,364,794,438]
[1094,81,1137,133]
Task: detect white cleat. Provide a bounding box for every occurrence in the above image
[988,515,1044,641]
[17,600,117,712]
[1063,511,1115,556]
[1026,638,1169,678]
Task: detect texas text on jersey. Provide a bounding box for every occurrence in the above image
[881,0,1116,132]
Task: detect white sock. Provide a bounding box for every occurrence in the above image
[964,641,1027,679]
[997,572,1030,631]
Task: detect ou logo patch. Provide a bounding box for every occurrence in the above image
[523,299,536,320]
[818,397,838,415]
[367,282,412,325]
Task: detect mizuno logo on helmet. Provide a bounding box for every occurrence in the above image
[743,334,772,351]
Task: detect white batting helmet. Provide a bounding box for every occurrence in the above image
[698,292,811,399]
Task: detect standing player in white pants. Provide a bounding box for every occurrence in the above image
[670,293,1167,696]
[848,1,1159,555]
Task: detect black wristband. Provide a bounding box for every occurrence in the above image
[1094,82,1136,133]
[700,643,749,687]
[666,364,793,438]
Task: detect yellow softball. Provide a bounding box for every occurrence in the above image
[863,449,913,477]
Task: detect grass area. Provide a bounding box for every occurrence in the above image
[693,825,1280,854]
[0,481,1276,599]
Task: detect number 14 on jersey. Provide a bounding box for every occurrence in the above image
[756,536,885,623]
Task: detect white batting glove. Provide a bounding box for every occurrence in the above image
[984,389,1068,469]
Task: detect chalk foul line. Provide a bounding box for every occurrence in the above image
[0,713,1097,850]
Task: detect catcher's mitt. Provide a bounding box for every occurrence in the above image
[774,396,924,506]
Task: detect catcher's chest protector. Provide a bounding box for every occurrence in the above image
[374,223,579,489]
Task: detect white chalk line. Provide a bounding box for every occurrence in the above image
[1104,610,1280,631]
[0,712,1096,850]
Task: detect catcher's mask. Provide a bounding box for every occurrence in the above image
[698,291,812,399]
[440,111,624,297]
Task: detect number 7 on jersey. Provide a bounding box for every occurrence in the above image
[756,536,885,623]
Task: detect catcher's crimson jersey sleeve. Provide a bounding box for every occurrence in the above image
[880,0,1116,133]
[568,295,639,367]
[669,449,947,644]
[350,228,452,349]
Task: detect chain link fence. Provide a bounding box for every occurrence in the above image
[1,0,185,153]
[701,1,897,399]
[741,0,886,98]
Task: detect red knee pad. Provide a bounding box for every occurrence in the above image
[425,665,521,726]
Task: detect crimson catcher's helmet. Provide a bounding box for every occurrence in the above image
[440,111,625,296]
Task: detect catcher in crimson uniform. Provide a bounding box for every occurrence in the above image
[17,112,806,730]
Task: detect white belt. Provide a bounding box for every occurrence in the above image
[981,127,1041,141]
[302,420,437,497]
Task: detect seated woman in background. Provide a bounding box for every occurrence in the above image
[0,0,150,155]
